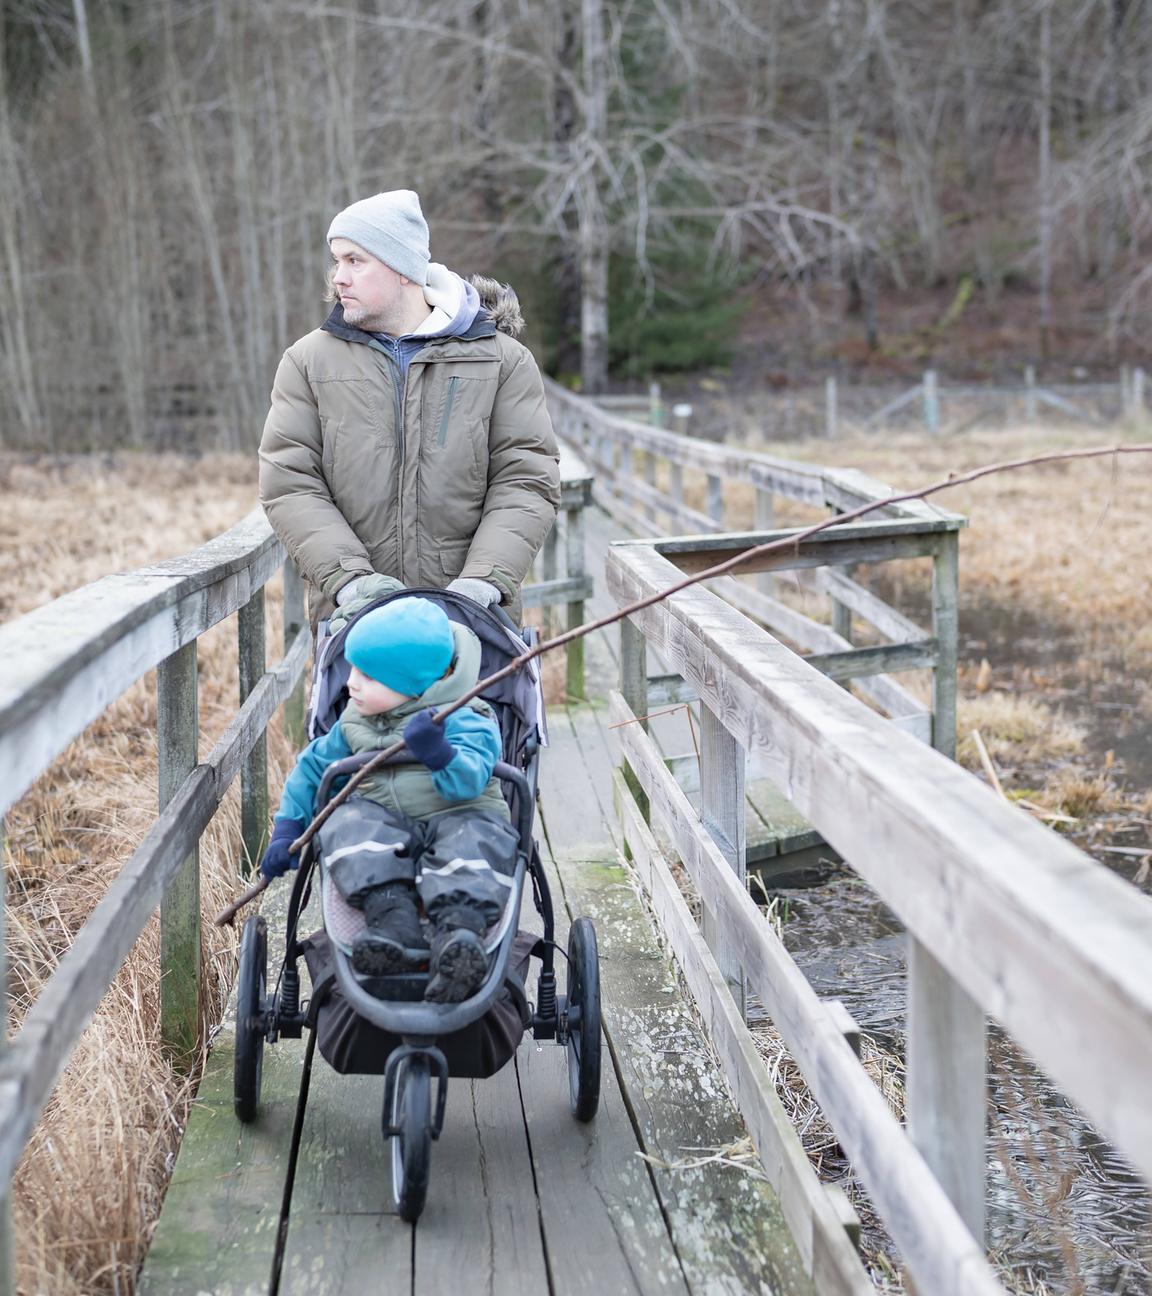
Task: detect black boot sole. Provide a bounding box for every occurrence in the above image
[351,932,423,977]
[426,931,488,1004]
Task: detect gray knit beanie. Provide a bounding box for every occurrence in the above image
[326,189,431,286]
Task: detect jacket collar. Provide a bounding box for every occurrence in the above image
[320,301,496,349]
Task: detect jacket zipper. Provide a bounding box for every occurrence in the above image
[436,376,459,449]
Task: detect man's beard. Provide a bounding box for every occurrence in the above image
[341,301,388,332]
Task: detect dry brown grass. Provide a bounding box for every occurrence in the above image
[1,453,297,1295]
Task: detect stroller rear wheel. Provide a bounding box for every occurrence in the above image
[388,1055,431,1222]
[233,914,267,1123]
[566,917,601,1122]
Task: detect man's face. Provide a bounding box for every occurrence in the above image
[329,238,406,332]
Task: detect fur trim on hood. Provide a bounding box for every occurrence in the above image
[468,275,525,338]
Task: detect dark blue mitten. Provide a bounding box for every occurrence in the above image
[260,817,306,880]
[403,709,455,771]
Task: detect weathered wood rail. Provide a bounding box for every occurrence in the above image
[546,378,965,750]
[607,534,1152,1295]
[0,451,593,1295]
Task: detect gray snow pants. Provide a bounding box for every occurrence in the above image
[317,795,519,929]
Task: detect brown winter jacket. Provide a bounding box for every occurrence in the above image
[258,278,560,623]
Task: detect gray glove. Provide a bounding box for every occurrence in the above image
[334,576,366,607]
[329,573,407,633]
[447,578,501,608]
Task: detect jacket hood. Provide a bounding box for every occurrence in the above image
[467,275,525,338]
[321,274,525,344]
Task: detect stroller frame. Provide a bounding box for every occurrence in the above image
[231,593,601,1223]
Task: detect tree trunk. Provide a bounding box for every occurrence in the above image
[579,0,608,394]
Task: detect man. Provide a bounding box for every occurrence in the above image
[259,189,560,623]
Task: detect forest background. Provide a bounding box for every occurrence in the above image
[4,0,1152,452]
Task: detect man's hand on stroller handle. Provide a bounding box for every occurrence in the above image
[260,817,307,880]
[402,709,455,771]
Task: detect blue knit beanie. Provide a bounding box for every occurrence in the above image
[327,189,431,286]
[344,599,454,697]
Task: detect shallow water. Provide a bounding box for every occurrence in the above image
[762,858,1151,1292]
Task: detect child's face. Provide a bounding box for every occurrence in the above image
[347,665,413,716]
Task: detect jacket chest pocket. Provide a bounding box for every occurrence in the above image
[428,373,497,452]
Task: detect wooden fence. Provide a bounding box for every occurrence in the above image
[546,379,965,751]
[0,454,594,1294]
[607,535,1152,1295]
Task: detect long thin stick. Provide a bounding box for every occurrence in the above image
[212,440,1152,927]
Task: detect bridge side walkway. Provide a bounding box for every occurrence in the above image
[139,521,812,1296]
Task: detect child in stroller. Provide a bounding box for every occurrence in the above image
[260,592,519,1003]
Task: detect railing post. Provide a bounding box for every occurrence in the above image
[706,473,724,527]
[565,501,587,702]
[541,522,560,640]
[282,560,308,747]
[754,487,774,597]
[914,521,984,1238]
[931,531,959,759]
[158,641,200,1062]
[907,940,987,1242]
[670,462,684,526]
[0,820,14,1296]
[699,706,747,1019]
[619,617,649,820]
[239,589,269,875]
[642,449,657,524]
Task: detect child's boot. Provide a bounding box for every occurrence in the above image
[425,904,489,1004]
[352,881,428,976]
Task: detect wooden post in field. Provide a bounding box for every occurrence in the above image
[158,641,200,1062]
[282,560,307,748]
[672,402,692,436]
[909,523,985,1240]
[565,503,587,701]
[239,589,269,874]
[0,820,13,1296]
[1024,365,1037,422]
[699,705,747,1020]
[825,375,839,439]
[1134,367,1145,417]
[922,370,940,435]
[648,380,664,427]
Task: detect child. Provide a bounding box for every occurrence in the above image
[260,596,519,1003]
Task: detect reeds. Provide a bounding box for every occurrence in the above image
[2,454,295,1294]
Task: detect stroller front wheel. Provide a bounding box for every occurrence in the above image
[565,917,602,1122]
[233,914,267,1123]
[387,1055,431,1222]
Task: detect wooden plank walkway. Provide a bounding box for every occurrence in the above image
[139,502,816,1296]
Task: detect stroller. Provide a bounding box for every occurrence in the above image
[230,588,602,1222]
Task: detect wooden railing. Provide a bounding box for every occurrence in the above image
[0,509,310,1293]
[545,379,965,751]
[0,457,593,1292]
[607,536,1152,1296]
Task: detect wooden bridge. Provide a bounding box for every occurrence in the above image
[2,387,1151,1295]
